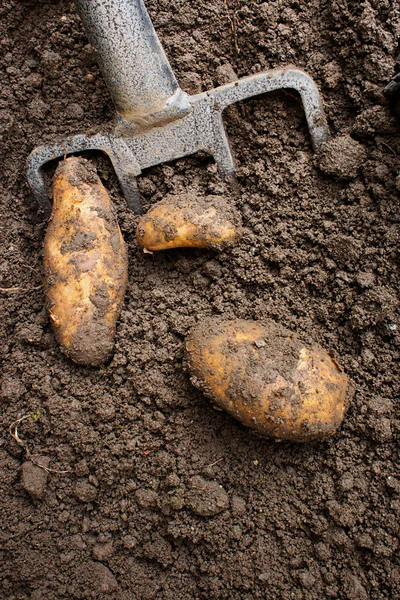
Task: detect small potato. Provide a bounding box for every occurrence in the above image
[186,318,350,442]
[44,157,128,366]
[136,192,242,252]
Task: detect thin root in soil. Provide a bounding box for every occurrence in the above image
[9,414,69,474]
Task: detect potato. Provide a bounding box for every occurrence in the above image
[44,156,128,366]
[186,318,350,442]
[136,192,242,252]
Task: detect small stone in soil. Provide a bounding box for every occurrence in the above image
[21,456,50,499]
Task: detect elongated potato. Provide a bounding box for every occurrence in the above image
[186,318,350,442]
[44,157,128,366]
[136,192,242,252]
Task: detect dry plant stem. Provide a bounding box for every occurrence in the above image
[0,264,43,294]
[224,0,240,54]
[206,457,224,468]
[0,285,43,294]
[380,140,396,155]
[21,262,42,276]
[9,415,69,474]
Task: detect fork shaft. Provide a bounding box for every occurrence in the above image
[75,0,182,121]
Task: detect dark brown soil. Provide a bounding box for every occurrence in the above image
[1,1,399,599]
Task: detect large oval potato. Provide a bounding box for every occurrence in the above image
[186,318,350,442]
[44,157,128,366]
[136,192,242,252]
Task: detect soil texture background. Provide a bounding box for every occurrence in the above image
[1,0,400,598]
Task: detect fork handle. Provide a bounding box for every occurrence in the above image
[75,0,181,120]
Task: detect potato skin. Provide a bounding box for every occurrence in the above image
[186,318,350,442]
[44,157,128,366]
[136,192,242,252]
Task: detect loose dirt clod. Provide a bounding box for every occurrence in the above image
[74,480,98,503]
[317,134,367,179]
[75,562,119,595]
[187,476,229,516]
[21,457,50,499]
[135,488,159,509]
[92,542,114,561]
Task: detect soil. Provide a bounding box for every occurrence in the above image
[0,1,399,599]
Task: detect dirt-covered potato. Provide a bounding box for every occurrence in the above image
[186,318,350,442]
[136,192,242,252]
[44,157,128,366]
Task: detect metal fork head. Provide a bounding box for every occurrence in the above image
[27,66,329,215]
